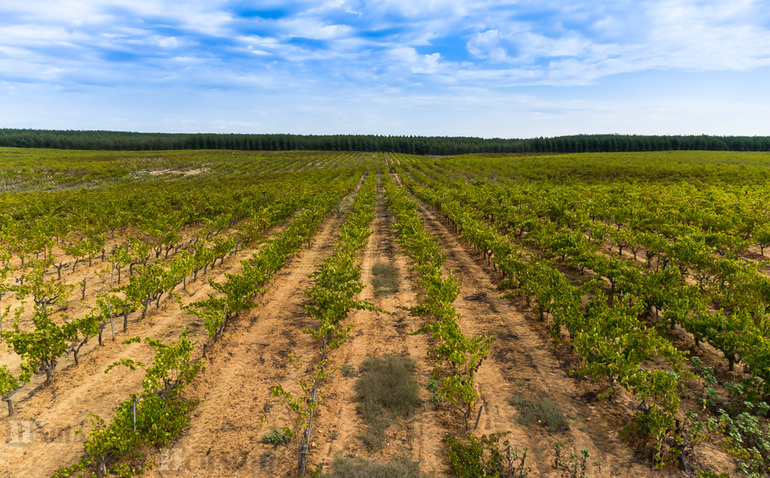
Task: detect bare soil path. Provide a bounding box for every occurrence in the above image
[411,190,674,478]
[141,189,362,478]
[0,217,296,478]
[310,179,451,476]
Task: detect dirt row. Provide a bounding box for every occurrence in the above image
[141,184,368,477]
[408,185,671,477]
[0,213,299,478]
[5,174,719,477]
[142,175,687,478]
[141,178,447,477]
[403,165,756,410]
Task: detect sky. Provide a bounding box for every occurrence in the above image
[1,0,770,138]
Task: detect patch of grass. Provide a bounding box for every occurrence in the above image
[318,455,423,478]
[354,355,420,451]
[372,262,399,296]
[339,363,356,378]
[509,393,568,432]
[426,378,445,405]
[444,433,530,478]
[261,426,294,445]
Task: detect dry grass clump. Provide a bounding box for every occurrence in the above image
[354,355,420,451]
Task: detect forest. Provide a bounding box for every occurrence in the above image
[3,128,770,155]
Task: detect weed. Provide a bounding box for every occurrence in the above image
[261,426,294,445]
[444,433,529,478]
[710,405,770,476]
[690,356,716,385]
[427,378,445,405]
[372,263,399,296]
[695,472,729,478]
[509,393,568,432]
[553,442,591,478]
[339,363,356,378]
[354,355,420,451]
[700,387,720,409]
[318,455,423,478]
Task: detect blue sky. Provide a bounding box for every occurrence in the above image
[1,0,770,138]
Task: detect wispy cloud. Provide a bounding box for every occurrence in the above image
[1,0,769,134]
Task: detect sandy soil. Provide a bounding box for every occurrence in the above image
[2,171,739,477]
[411,194,669,478]
[0,217,295,478]
[309,178,450,476]
[143,177,454,478]
[140,188,362,477]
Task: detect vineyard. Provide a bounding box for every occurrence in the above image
[0,147,769,478]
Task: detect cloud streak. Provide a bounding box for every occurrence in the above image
[1,0,769,135]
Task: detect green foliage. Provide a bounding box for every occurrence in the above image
[696,472,730,478]
[63,310,102,366]
[509,393,568,432]
[397,159,736,467]
[552,442,591,478]
[187,173,360,352]
[710,405,770,476]
[261,426,295,445]
[444,433,529,478]
[0,365,19,397]
[55,328,203,478]
[104,358,145,373]
[270,174,378,476]
[385,176,492,430]
[354,355,420,451]
[0,365,20,415]
[305,175,378,350]
[5,131,770,156]
[13,258,72,311]
[318,455,423,478]
[1,308,69,383]
[371,262,399,296]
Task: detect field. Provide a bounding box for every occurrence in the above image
[1,148,769,478]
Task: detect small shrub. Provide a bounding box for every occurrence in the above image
[340,363,356,378]
[372,263,399,296]
[427,378,445,405]
[318,455,423,478]
[444,433,529,478]
[509,393,568,432]
[354,355,420,451]
[261,426,294,445]
[566,448,590,478]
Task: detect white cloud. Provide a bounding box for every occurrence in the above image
[364,0,471,17]
[0,1,233,35]
[157,36,180,49]
[1,0,770,135]
[0,24,90,46]
[467,30,509,62]
[387,46,449,74]
[275,18,353,40]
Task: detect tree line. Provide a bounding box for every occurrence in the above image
[3,129,770,154]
